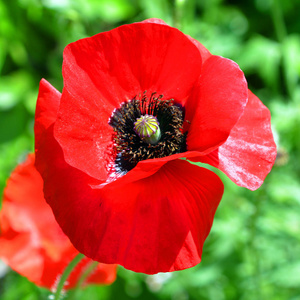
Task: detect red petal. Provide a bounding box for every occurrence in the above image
[42,152,223,273]
[34,79,61,140]
[187,55,248,153]
[0,154,117,289]
[34,79,61,163]
[193,91,277,190]
[54,22,202,180]
[96,160,224,273]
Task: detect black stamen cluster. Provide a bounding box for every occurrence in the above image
[109,92,187,174]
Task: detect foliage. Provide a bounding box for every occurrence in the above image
[0,0,299,299]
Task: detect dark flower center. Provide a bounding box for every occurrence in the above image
[109,92,187,175]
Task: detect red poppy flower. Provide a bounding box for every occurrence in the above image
[34,19,276,274]
[0,154,117,290]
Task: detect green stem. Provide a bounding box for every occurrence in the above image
[173,0,186,29]
[248,192,264,300]
[67,261,99,300]
[271,0,287,43]
[271,0,293,98]
[53,253,85,300]
[76,261,99,289]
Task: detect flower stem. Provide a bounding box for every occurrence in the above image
[248,191,264,300]
[67,261,99,300]
[271,0,287,44]
[173,0,186,29]
[76,261,99,289]
[53,253,85,300]
[271,0,293,98]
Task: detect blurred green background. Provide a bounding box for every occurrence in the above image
[0,0,300,299]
